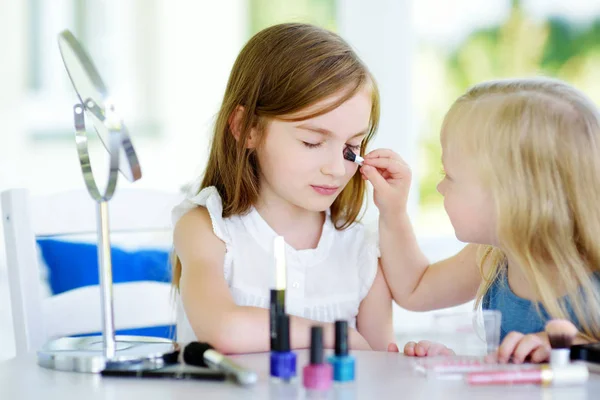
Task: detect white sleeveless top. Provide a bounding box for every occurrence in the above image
[172,186,379,343]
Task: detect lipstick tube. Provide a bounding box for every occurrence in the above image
[467,364,589,386]
[270,236,287,351]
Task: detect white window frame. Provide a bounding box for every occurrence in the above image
[337,0,419,220]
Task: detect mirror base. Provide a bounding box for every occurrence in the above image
[37,335,178,373]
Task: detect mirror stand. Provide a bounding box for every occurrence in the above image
[35,31,178,374]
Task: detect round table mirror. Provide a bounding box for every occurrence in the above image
[41,29,177,373]
[58,30,141,184]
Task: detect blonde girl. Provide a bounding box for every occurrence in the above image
[362,78,600,363]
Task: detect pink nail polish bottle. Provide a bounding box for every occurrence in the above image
[303,326,333,391]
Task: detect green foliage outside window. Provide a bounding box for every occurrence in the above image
[249,0,336,35]
[418,2,600,210]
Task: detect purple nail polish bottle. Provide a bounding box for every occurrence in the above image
[270,314,296,382]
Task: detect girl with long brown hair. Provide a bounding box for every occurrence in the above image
[171,23,394,354]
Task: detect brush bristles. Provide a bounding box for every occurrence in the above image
[545,319,578,349]
[343,147,356,162]
[548,333,575,349]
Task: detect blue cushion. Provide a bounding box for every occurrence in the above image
[36,239,175,339]
[37,239,171,295]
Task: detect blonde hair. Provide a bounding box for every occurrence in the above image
[442,77,600,340]
[171,23,379,288]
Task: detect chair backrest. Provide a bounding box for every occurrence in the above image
[1,187,183,356]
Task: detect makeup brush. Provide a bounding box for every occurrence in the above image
[545,319,578,367]
[182,342,258,385]
[343,147,364,165]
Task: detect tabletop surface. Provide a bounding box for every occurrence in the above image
[0,350,598,399]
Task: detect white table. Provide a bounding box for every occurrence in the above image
[0,350,597,399]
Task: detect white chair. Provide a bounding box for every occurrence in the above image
[1,188,183,357]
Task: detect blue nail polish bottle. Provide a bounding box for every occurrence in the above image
[270,314,297,382]
[327,320,355,382]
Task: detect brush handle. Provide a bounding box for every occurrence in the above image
[550,349,571,367]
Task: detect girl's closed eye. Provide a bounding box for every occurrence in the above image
[346,143,361,152]
[302,141,323,149]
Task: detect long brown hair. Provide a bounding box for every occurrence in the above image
[172,23,380,287]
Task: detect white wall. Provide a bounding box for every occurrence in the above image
[338,0,419,218]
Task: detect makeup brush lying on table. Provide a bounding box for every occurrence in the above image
[183,342,258,386]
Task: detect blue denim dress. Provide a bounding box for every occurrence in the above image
[482,269,595,341]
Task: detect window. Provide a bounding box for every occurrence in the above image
[26,0,162,139]
[248,0,336,35]
[414,0,600,234]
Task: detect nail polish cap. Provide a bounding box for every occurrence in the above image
[335,320,348,356]
[310,326,324,364]
[275,314,290,352]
